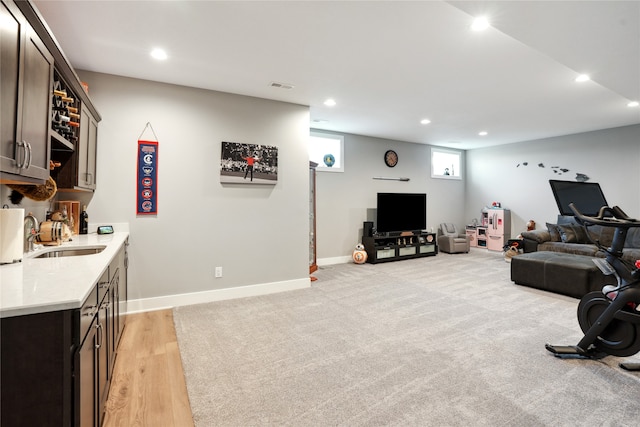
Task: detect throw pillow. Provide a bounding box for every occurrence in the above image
[589,226,614,247]
[571,224,590,244]
[558,224,578,243]
[546,223,561,242]
[557,224,590,243]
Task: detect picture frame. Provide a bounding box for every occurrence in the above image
[220,141,278,185]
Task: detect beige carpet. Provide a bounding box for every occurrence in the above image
[174,249,640,426]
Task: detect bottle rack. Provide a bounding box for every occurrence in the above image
[51,70,80,150]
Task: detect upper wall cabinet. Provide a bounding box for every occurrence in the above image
[50,76,98,191]
[1,0,102,191]
[0,0,53,184]
[78,105,98,190]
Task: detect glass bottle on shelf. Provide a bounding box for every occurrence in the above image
[80,205,88,235]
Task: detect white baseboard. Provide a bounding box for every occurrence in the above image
[125,277,311,314]
[318,256,352,266]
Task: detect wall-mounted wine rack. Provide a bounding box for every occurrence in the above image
[51,70,80,151]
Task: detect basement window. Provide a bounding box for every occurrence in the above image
[431,148,462,180]
[309,131,344,172]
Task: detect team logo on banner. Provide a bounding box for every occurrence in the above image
[137,140,158,215]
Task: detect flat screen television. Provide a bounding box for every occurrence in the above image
[549,180,609,217]
[376,193,426,233]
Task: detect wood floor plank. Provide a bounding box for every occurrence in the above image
[103,309,194,427]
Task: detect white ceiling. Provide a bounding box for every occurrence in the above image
[33,0,640,150]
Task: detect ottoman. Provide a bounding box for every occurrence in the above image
[510,252,614,298]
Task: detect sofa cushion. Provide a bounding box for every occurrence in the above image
[546,223,561,242]
[558,224,590,243]
[624,228,640,249]
[587,225,614,247]
[621,248,640,262]
[539,241,600,257]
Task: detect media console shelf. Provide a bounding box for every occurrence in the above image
[362,226,437,264]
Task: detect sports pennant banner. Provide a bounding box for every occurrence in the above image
[137,140,158,215]
[137,122,159,215]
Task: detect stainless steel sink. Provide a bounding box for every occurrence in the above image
[34,246,106,258]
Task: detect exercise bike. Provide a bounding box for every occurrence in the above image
[545,203,640,371]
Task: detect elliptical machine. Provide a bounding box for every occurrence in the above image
[545,203,640,371]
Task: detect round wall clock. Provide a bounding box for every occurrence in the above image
[384,150,398,167]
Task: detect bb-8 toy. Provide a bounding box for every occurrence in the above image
[352,243,368,264]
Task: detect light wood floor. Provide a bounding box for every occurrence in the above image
[103,309,194,427]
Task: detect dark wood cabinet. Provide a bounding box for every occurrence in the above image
[77,104,98,190]
[0,0,53,184]
[50,79,99,191]
[96,286,110,425]
[363,228,438,264]
[77,306,98,427]
[2,0,101,189]
[0,310,74,426]
[1,242,129,427]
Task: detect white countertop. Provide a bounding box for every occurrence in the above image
[0,231,129,318]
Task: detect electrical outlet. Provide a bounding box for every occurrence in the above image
[215,266,223,278]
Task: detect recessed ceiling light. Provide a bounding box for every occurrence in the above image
[478,131,488,136]
[471,16,490,31]
[575,74,590,83]
[420,118,431,125]
[324,98,336,107]
[312,119,329,124]
[628,101,639,107]
[150,48,168,60]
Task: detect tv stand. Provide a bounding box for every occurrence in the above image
[362,226,437,264]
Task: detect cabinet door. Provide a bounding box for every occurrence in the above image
[0,0,52,182]
[0,0,23,174]
[19,25,53,179]
[97,301,109,426]
[117,240,128,340]
[107,269,118,371]
[77,104,98,189]
[77,321,98,427]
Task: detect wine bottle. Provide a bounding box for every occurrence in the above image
[79,206,88,235]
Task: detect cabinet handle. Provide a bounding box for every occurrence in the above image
[15,141,26,168]
[25,142,32,169]
[95,323,103,349]
[84,304,98,317]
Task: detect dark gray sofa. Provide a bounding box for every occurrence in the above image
[521,218,640,263]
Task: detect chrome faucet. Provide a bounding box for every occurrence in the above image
[24,213,40,253]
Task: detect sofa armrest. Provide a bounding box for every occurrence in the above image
[521,230,551,244]
[520,230,551,253]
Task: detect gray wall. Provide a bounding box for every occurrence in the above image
[78,71,310,301]
[313,131,466,262]
[465,124,640,236]
[313,124,640,262]
[3,71,637,306]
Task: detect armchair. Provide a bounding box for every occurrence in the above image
[437,223,471,254]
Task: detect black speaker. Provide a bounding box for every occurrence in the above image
[363,221,374,237]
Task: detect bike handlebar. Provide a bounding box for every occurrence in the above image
[569,203,640,228]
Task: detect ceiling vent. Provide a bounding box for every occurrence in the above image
[270,82,295,90]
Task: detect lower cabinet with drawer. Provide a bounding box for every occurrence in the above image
[0,243,128,427]
[75,268,110,427]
